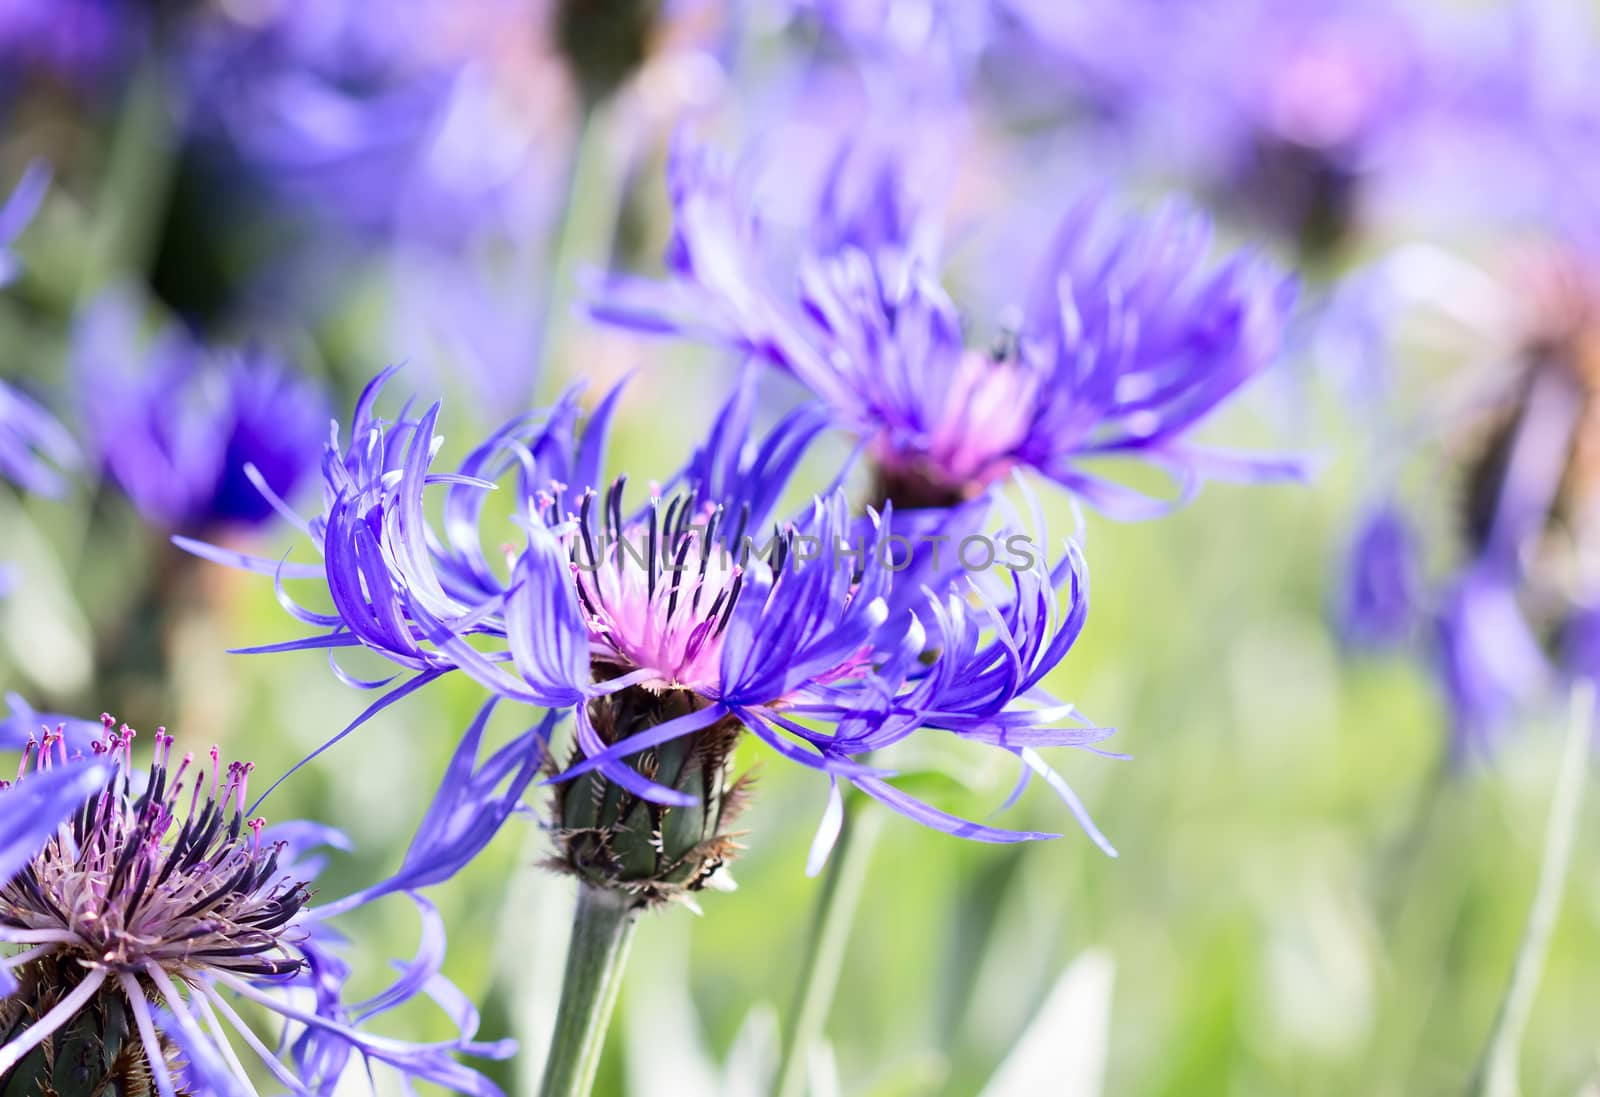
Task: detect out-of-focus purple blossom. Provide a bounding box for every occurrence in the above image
[1010,0,1442,252]
[782,0,994,93]
[594,137,1301,518]
[1434,566,1551,760]
[1322,225,1600,759]
[1337,502,1423,652]
[0,0,133,87]
[389,243,548,410]
[182,0,562,249]
[0,380,77,500]
[184,370,1119,867]
[72,293,328,533]
[1,165,77,597]
[0,162,47,288]
[0,712,513,1094]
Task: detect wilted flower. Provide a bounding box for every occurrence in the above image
[593,138,1301,518]
[72,293,327,534]
[0,713,514,1095]
[185,370,1118,904]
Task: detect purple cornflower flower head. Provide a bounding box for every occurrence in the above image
[594,138,1301,518]
[0,713,514,1095]
[185,371,1118,902]
[72,293,328,534]
[1336,501,1423,652]
[435,435,1115,890]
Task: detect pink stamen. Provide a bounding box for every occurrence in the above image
[235,763,254,815]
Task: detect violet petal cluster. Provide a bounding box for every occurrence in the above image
[187,369,1117,859]
[593,138,1301,518]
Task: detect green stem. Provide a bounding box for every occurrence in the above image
[535,96,635,382]
[80,58,179,302]
[538,884,640,1097]
[774,803,885,1097]
[1473,681,1593,1097]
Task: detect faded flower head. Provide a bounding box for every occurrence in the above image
[594,137,1301,518]
[72,293,327,534]
[0,712,513,1095]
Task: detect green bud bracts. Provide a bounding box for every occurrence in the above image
[0,957,176,1097]
[551,683,750,908]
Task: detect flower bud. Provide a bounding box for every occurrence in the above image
[550,684,750,907]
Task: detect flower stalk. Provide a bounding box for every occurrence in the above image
[774,801,886,1097]
[1471,681,1593,1097]
[538,883,642,1097]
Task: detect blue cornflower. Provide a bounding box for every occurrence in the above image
[72,293,328,534]
[185,370,1118,900]
[0,711,514,1096]
[593,138,1301,518]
